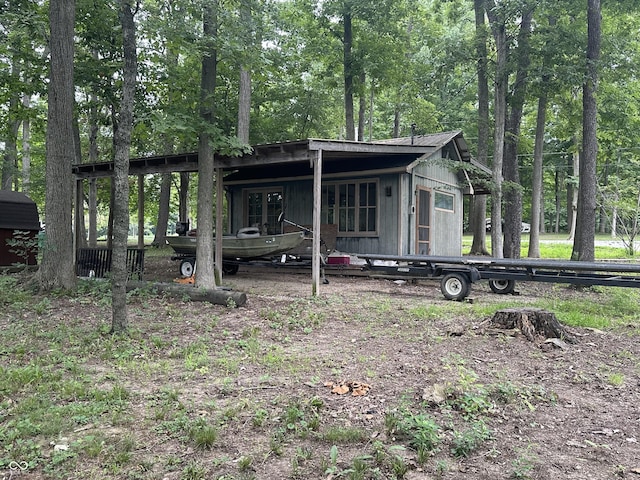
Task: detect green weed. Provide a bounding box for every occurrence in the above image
[451,420,492,458]
[189,419,218,449]
[322,426,368,443]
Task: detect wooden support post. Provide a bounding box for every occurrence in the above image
[137,175,145,249]
[215,167,223,282]
[89,178,97,247]
[312,149,323,295]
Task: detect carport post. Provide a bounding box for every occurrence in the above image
[312,149,323,295]
[137,175,144,249]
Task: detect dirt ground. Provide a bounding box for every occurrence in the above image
[4,255,640,480]
[134,255,640,479]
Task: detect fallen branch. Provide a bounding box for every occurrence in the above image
[126,281,247,307]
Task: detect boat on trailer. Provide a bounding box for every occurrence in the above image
[167,229,307,276]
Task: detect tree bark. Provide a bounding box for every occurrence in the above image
[568,149,579,241]
[39,0,76,291]
[357,72,366,141]
[2,59,20,191]
[111,0,137,334]
[487,8,507,258]
[126,282,247,307]
[238,67,251,143]
[74,117,88,248]
[179,172,190,225]
[528,92,547,258]
[21,94,31,194]
[572,0,600,262]
[503,8,533,259]
[195,0,218,289]
[152,173,172,247]
[88,86,99,246]
[528,16,556,257]
[470,0,490,256]
[237,0,252,143]
[343,10,355,141]
[491,308,577,344]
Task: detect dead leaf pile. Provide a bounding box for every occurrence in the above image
[325,381,370,396]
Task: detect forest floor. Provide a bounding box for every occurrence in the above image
[1,254,639,479]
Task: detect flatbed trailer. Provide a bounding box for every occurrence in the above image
[359,254,640,301]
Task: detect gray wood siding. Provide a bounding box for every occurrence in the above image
[226,150,464,257]
[409,155,463,256]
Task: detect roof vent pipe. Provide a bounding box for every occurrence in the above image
[410,124,416,145]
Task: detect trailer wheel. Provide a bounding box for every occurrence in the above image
[488,279,516,295]
[441,273,470,301]
[179,259,194,277]
[222,263,239,275]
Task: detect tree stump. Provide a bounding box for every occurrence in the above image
[491,308,577,344]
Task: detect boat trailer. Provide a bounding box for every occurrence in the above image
[359,254,640,301]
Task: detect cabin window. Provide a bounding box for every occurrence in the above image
[244,188,283,234]
[322,180,378,235]
[434,191,454,212]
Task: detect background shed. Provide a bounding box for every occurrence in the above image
[0,191,40,266]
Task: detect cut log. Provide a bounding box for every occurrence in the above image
[490,308,577,344]
[126,281,247,307]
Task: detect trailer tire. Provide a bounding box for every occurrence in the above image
[441,273,470,301]
[180,259,195,277]
[488,279,516,295]
[222,263,239,275]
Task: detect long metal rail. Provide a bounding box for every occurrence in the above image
[359,254,640,300]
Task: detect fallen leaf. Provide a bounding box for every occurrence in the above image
[332,385,349,395]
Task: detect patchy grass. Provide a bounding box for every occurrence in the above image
[1,267,639,479]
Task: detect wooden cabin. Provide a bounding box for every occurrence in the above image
[224,131,488,257]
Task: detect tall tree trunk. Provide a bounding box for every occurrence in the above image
[470,0,490,256]
[88,86,99,246]
[568,149,579,241]
[572,0,600,262]
[555,168,561,233]
[237,0,252,143]
[89,179,97,247]
[2,88,19,190]
[393,108,400,138]
[111,0,137,334]
[152,173,172,247]
[22,94,31,195]
[357,72,366,141]
[39,0,76,291]
[343,11,355,141]
[487,10,507,258]
[179,172,190,225]
[503,8,532,259]
[74,117,88,248]
[238,68,251,143]
[195,0,218,288]
[529,15,556,256]
[528,92,547,258]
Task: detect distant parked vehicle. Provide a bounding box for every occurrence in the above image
[485,218,530,233]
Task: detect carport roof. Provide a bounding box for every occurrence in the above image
[71,131,477,179]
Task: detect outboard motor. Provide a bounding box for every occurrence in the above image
[175,221,189,236]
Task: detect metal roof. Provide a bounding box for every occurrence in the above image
[0,191,40,230]
[72,131,478,179]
